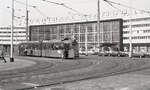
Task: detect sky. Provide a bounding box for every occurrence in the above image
[0,0,150,27]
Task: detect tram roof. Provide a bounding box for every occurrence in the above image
[43,39,73,43]
[19,41,39,44]
[43,39,62,43]
[19,38,74,44]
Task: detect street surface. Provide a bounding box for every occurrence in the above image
[0,56,150,90]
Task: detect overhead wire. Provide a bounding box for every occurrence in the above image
[41,0,87,16]
[15,0,48,17]
[104,1,121,11]
[104,0,150,15]
[33,7,48,17]
[15,0,35,8]
[15,0,88,19]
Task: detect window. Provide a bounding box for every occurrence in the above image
[80,24,86,33]
[80,34,85,42]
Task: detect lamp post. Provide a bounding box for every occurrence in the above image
[26,0,28,41]
[10,0,14,62]
[129,0,132,58]
[97,0,100,52]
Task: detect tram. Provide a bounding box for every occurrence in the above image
[18,38,79,59]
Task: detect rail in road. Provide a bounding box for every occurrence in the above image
[1,56,150,90]
[0,56,94,90]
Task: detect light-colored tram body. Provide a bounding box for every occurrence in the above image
[18,39,79,59]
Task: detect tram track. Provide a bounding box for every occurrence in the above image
[1,57,150,90]
[20,58,150,90]
[0,57,94,83]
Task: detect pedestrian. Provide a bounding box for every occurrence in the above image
[0,49,7,63]
[24,48,27,56]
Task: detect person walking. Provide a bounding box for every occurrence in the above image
[0,49,7,63]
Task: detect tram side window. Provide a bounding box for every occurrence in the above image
[64,43,70,50]
[42,43,47,49]
[51,43,64,50]
[52,43,60,50]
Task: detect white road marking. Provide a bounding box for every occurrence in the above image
[23,82,39,87]
[120,87,130,90]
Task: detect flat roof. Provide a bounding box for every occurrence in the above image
[30,18,123,27]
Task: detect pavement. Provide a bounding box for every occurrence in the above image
[1,56,150,90]
[51,74,150,90]
[0,57,36,71]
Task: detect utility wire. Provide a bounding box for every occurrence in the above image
[41,0,89,21]
[7,6,22,11]
[104,0,150,14]
[15,0,48,17]
[105,1,121,11]
[15,0,36,8]
[15,0,89,21]
[41,0,86,15]
[16,0,87,17]
[33,7,48,17]
[42,0,62,5]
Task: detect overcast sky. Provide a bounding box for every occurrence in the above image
[0,0,150,26]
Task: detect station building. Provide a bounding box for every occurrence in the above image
[1,17,150,54]
[29,19,123,52]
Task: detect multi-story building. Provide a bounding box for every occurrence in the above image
[0,27,26,54]
[1,17,150,54]
[123,17,150,53]
[29,19,123,51]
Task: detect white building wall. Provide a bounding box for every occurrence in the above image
[123,17,150,52]
[0,27,26,45]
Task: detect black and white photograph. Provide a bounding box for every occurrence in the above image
[1,0,150,90]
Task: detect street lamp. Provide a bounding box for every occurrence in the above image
[26,0,29,41]
[129,0,133,58]
[97,0,100,52]
[10,0,14,62]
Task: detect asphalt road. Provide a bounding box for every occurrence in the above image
[1,55,150,90]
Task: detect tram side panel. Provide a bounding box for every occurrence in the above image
[18,39,79,59]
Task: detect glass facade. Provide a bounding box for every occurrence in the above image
[29,19,123,51]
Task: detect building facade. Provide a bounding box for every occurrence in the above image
[123,17,150,53]
[29,19,123,52]
[0,27,26,54]
[1,17,150,54]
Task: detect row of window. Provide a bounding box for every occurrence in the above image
[123,36,150,40]
[31,21,121,34]
[31,32,120,43]
[0,31,26,33]
[0,35,26,37]
[123,17,150,23]
[143,30,150,33]
[0,39,25,41]
[123,30,150,34]
[123,23,150,28]
[0,27,26,30]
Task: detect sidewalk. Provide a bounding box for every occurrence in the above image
[49,74,150,90]
[0,57,36,71]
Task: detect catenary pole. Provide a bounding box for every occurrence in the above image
[10,0,14,62]
[26,0,28,41]
[129,0,132,58]
[97,0,100,52]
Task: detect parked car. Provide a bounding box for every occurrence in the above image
[79,50,95,56]
[118,51,129,57]
[108,50,119,56]
[132,52,145,58]
[98,50,109,56]
[144,53,150,58]
[79,50,86,55]
[87,50,95,55]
